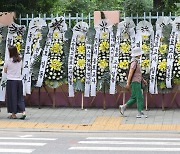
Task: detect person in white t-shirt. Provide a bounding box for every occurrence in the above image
[4,46,26,119]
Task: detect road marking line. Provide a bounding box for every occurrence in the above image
[19,135,33,138]
[69,147,180,151]
[79,141,180,146]
[0,148,34,153]
[0,137,57,141]
[0,142,46,146]
[87,137,180,141]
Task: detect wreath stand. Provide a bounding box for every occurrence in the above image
[170,90,179,108]
[145,92,148,111]
[162,93,165,111]
[81,92,84,110]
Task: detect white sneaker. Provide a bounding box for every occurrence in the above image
[136,112,147,118]
[119,105,125,115]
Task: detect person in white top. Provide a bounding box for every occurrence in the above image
[4,46,26,119]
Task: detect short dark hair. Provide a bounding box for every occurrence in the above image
[8,46,21,63]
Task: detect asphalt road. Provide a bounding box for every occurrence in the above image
[0,130,180,154]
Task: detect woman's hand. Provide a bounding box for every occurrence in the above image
[125,83,130,90]
[142,79,148,85]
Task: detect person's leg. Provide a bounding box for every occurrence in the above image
[134,82,147,118]
[126,82,137,107]
[6,80,17,118]
[134,82,144,112]
[119,82,136,115]
[17,80,26,119]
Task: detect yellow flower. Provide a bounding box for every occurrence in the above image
[123,33,129,39]
[78,35,85,42]
[141,59,150,68]
[159,44,167,54]
[160,36,164,42]
[178,58,180,66]
[0,59,4,65]
[101,32,108,39]
[77,59,85,69]
[120,42,130,53]
[35,32,42,38]
[176,42,180,52]
[77,44,85,54]
[15,35,22,41]
[73,78,76,82]
[118,60,129,69]
[99,41,109,52]
[32,43,37,50]
[142,43,150,52]
[98,59,108,69]
[50,42,63,54]
[159,82,166,89]
[15,42,21,53]
[53,32,59,39]
[50,59,62,71]
[158,59,167,72]
[142,35,149,41]
[81,77,85,83]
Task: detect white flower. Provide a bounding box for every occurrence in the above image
[52,76,55,79]
[50,72,53,75]
[159,73,162,76]
[48,76,51,80]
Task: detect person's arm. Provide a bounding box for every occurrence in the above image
[126,67,135,90]
[142,77,147,85]
[4,60,8,73]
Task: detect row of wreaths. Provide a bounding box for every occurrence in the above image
[0,16,180,100]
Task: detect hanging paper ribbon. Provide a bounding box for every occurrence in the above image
[36,17,67,88]
[149,17,172,94]
[68,21,89,97]
[0,23,26,101]
[84,44,92,97]
[136,20,154,90]
[90,19,113,96]
[166,17,180,88]
[110,18,136,94]
[22,18,46,95]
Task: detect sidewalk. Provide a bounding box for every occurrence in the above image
[0,107,180,131]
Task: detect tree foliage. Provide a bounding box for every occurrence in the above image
[0,0,59,14]
[0,0,178,16]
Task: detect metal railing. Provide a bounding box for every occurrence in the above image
[17,12,178,27]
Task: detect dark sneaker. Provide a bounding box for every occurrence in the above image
[136,112,147,118]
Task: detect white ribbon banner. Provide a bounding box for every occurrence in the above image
[36,28,54,87]
[68,34,77,97]
[166,28,178,88]
[109,31,115,72]
[36,17,67,88]
[149,30,162,94]
[0,23,25,101]
[90,31,100,96]
[84,44,92,97]
[109,28,121,94]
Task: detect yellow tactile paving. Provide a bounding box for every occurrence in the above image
[119,124,134,130]
[147,124,162,130]
[0,120,11,128]
[161,124,177,130]
[1,117,180,131]
[133,124,148,130]
[76,124,92,130]
[176,125,180,130]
